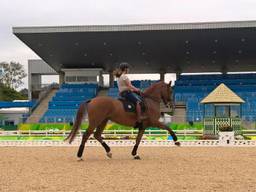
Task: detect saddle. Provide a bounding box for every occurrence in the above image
[118,97,146,113]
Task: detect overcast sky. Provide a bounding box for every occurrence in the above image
[1,0,256,88]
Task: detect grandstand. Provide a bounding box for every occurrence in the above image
[6,20,256,133]
[27,73,256,126]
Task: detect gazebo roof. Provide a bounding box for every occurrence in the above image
[200,83,245,104]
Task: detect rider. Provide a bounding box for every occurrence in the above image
[113,62,147,123]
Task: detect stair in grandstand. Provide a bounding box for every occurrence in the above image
[26,89,58,123]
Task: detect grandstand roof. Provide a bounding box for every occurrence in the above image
[200,83,245,104]
[13,20,256,73]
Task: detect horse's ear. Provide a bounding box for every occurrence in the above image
[168,81,172,86]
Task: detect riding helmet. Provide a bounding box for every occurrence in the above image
[119,62,130,71]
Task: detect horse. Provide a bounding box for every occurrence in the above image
[65,81,180,160]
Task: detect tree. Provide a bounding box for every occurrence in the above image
[0,61,27,89]
[19,88,28,98]
[0,84,27,101]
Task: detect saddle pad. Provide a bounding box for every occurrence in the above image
[118,98,146,113]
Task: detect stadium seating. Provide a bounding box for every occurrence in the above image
[39,77,256,123]
[40,83,98,123]
[0,101,36,108]
[174,74,256,122]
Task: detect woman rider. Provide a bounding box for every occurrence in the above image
[113,62,147,123]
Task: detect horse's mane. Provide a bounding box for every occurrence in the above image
[143,81,164,95]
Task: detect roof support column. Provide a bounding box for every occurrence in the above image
[221,65,227,75]
[99,71,103,87]
[31,74,42,87]
[160,72,165,81]
[175,68,182,80]
[176,72,181,80]
[30,74,42,100]
[109,71,114,88]
[28,65,32,100]
[59,72,65,85]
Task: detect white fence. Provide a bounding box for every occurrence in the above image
[1,130,256,147]
[6,129,251,138]
[1,139,256,147]
[0,129,202,137]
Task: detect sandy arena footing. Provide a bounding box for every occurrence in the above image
[1,147,256,192]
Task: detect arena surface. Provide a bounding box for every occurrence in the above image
[1,147,256,192]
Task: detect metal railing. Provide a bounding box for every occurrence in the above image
[19,114,174,124]
[31,83,58,91]
[0,129,203,138]
[2,129,256,139]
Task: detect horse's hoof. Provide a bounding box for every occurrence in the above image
[77,158,83,161]
[134,155,141,160]
[107,152,112,159]
[175,141,181,146]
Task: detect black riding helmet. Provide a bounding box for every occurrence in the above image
[119,62,130,71]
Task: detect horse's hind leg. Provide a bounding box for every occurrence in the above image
[132,127,145,160]
[77,126,95,160]
[94,119,112,158]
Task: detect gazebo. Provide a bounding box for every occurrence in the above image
[200,83,245,136]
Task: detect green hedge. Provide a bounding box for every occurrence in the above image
[19,123,89,131]
[168,122,203,130]
[0,136,64,141]
[0,125,18,131]
[18,122,203,131]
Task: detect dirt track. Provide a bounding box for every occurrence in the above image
[1,147,256,192]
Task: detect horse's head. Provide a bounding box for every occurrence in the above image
[143,80,173,107]
[159,81,172,108]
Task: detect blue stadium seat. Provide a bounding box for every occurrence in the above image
[174,74,256,121]
[40,83,97,123]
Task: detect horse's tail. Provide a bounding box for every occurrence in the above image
[64,101,89,144]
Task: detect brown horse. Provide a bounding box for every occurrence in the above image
[65,81,180,160]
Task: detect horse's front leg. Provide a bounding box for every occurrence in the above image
[132,128,145,160]
[151,121,181,146]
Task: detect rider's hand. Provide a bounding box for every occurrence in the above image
[135,89,143,96]
[133,88,140,93]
